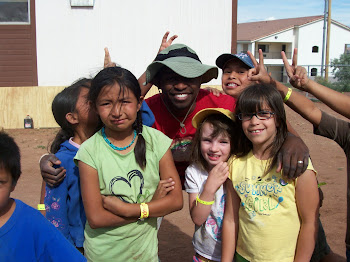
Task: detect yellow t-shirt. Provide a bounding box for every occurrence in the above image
[229,151,316,262]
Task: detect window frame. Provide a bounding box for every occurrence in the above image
[0,0,30,25]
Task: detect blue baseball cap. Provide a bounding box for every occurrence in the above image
[216,53,254,69]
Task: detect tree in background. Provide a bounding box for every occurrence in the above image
[331,53,350,91]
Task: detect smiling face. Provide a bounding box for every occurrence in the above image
[96,83,141,134]
[157,67,201,116]
[241,104,277,155]
[221,59,252,99]
[200,122,231,171]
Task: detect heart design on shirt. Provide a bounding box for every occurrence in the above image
[109,170,144,203]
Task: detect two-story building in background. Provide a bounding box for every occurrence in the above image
[237,16,350,82]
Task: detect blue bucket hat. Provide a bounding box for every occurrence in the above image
[216,53,254,69]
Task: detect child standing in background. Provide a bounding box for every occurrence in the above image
[74,66,183,261]
[222,83,319,262]
[185,108,236,262]
[43,78,99,251]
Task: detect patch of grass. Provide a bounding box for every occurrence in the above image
[36,145,46,149]
[318,182,327,188]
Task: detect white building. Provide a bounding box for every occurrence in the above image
[0,0,234,87]
[237,16,350,82]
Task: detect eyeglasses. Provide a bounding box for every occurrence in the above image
[237,111,275,121]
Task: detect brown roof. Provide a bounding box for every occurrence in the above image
[238,15,324,41]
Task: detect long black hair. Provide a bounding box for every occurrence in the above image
[234,83,288,175]
[89,67,146,169]
[50,78,91,153]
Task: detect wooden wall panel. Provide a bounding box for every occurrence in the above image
[0,85,221,129]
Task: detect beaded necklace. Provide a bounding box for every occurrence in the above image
[102,127,137,151]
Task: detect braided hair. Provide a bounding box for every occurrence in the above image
[89,67,146,169]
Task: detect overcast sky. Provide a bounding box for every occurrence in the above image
[237,0,350,27]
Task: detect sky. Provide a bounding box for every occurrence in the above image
[237,0,350,27]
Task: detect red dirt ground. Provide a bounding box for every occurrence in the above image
[7,101,348,261]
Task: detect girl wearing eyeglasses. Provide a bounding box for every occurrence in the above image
[221,83,319,262]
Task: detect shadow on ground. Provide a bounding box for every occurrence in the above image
[158,218,193,262]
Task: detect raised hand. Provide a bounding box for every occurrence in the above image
[205,162,229,194]
[247,49,274,85]
[158,31,178,54]
[281,48,309,90]
[104,47,117,68]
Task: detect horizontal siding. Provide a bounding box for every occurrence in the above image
[0,0,37,87]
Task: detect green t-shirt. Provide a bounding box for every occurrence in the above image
[75,125,172,262]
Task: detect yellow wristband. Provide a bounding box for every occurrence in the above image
[140,203,149,219]
[283,88,292,102]
[37,204,45,211]
[196,195,214,206]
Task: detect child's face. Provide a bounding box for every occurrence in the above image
[221,59,252,99]
[96,83,141,133]
[0,167,15,217]
[240,104,277,151]
[75,87,99,131]
[200,122,231,170]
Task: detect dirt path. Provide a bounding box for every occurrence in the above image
[7,101,348,261]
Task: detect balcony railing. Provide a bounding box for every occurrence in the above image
[254,51,292,59]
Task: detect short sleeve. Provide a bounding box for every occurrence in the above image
[315,111,350,150]
[42,221,86,262]
[306,158,317,175]
[74,141,97,170]
[184,165,200,194]
[144,126,172,161]
[140,101,155,127]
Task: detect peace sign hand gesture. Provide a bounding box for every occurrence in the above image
[158,31,178,54]
[247,49,275,85]
[281,48,309,90]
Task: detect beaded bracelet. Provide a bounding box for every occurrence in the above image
[283,88,293,102]
[196,195,214,206]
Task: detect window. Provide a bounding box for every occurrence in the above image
[70,0,94,7]
[0,0,29,23]
[282,45,286,52]
[258,44,269,53]
[312,46,319,53]
[345,44,350,54]
[243,44,248,53]
[311,68,318,76]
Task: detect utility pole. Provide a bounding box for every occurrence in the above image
[231,0,238,54]
[321,0,328,77]
[325,0,332,81]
